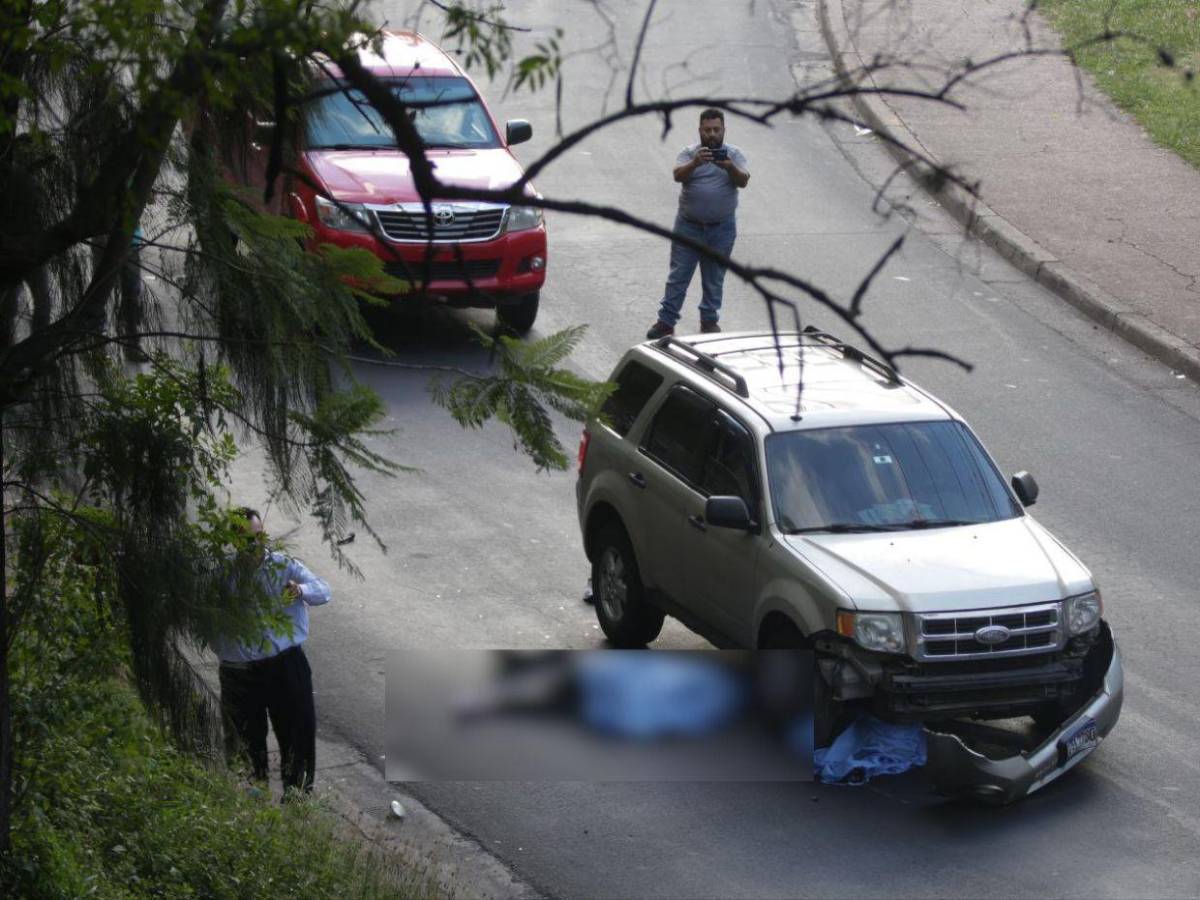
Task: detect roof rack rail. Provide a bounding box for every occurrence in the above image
[800,325,901,385]
[654,336,750,398]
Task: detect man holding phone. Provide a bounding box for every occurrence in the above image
[647,108,750,339]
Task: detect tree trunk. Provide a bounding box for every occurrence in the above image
[0,410,10,855]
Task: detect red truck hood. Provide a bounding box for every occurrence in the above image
[303,147,529,204]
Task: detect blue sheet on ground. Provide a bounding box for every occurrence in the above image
[815,714,927,784]
[576,654,746,739]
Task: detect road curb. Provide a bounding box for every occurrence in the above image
[816,0,1200,384]
[313,734,542,899]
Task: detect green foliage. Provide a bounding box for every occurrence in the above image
[440,2,517,81]
[2,552,425,898]
[287,384,413,568]
[510,29,564,94]
[1039,0,1199,168]
[440,3,562,93]
[5,678,420,899]
[432,325,614,471]
[0,0,606,870]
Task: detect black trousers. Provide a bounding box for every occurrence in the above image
[219,645,317,793]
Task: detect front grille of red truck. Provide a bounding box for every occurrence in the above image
[374,205,506,242]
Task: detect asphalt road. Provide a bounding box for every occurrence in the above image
[233,0,1200,896]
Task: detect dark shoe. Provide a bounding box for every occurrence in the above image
[700,320,721,334]
[646,321,674,340]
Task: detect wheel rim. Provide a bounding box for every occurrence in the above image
[598,546,627,623]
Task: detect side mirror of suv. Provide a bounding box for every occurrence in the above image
[1011,471,1039,507]
[706,496,754,530]
[506,119,533,146]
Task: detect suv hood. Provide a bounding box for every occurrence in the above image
[784,517,1092,613]
[303,147,528,204]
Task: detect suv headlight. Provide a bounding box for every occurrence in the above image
[504,205,543,233]
[1064,590,1102,635]
[315,196,371,233]
[836,611,906,654]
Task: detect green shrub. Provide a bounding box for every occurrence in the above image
[4,675,427,899]
[2,520,429,899]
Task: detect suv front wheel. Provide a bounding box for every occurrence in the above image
[592,525,665,648]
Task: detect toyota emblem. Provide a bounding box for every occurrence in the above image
[974,624,1012,645]
[433,206,455,225]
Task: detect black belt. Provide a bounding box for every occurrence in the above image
[219,643,304,670]
[680,213,730,227]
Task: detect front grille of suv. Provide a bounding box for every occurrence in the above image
[374,205,505,242]
[913,602,1063,661]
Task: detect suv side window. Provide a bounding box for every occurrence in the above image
[601,360,665,437]
[701,412,759,517]
[641,385,717,485]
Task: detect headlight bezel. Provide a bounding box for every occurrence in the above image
[1064,590,1102,635]
[504,204,544,233]
[315,195,372,234]
[836,610,906,655]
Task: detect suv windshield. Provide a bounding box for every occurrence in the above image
[765,420,1021,533]
[305,77,500,150]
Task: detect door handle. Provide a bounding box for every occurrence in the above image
[628,472,646,489]
[687,514,707,532]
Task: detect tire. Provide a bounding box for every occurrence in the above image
[591,524,664,648]
[497,291,539,335]
[760,620,839,748]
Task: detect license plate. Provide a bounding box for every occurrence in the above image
[1058,717,1099,765]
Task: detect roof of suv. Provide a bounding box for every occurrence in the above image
[644,330,954,431]
[322,31,465,79]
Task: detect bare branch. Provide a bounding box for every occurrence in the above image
[626,0,659,109]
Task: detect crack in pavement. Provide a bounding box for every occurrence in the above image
[1105,216,1199,294]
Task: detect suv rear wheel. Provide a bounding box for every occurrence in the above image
[497,291,539,334]
[592,524,664,648]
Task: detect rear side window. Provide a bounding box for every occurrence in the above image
[601,361,664,437]
[641,386,716,485]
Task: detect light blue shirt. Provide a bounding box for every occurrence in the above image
[676,142,749,223]
[215,550,332,663]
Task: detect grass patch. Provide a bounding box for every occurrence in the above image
[3,676,428,899]
[0,523,436,899]
[1037,0,1200,168]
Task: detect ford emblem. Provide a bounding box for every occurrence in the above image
[975,624,1011,645]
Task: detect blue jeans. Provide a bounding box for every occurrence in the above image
[657,213,737,327]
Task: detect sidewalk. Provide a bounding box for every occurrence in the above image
[819,0,1200,382]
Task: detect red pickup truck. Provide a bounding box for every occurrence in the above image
[228,31,547,332]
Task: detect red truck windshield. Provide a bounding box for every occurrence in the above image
[305,76,501,150]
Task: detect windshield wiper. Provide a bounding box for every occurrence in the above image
[898,519,980,529]
[783,523,902,534]
[311,143,391,150]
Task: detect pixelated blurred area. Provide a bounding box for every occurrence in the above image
[386,651,814,781]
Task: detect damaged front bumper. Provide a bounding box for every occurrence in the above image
[924,621,1122,804]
